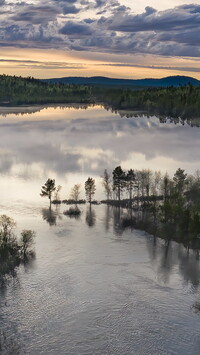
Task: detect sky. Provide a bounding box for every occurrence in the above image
[0,0,200,79]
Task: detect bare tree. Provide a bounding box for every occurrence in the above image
[102,169,112,200]
[54,185,62,201]
[126,169,136,202]
[0,215,16,243]
[20,230,36,257]
[70,184,81,202]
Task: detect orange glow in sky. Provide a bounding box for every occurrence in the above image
[0,1,199,79]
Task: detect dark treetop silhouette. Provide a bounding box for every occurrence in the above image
[40,179,56,208]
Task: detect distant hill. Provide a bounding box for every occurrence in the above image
[43,75,200,88]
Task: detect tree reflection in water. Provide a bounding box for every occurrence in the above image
[85,205,96,227]
[40,203,200,292]
[42,207,58,226]
[110,205,200,290]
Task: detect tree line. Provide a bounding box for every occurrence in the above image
[0,74,91,105]
[1,74,200,119]
[95,83,200,119]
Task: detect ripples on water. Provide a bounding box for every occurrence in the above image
[0,106,200,354]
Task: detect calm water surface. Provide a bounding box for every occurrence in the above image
[0,106,200,354]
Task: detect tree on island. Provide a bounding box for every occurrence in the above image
[85,177,96,204]
[112,166,125,201]
[40,178,56,208]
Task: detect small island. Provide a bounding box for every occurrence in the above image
[39,166,200,250]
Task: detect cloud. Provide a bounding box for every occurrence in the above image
[108,4,200,33]
[59,21,93,36]
[10,5,59,25]
[62,5,80,14]
[2,106,200,179]
[0,23,63,46]
[53,0,77,3]
[0,2,200,59]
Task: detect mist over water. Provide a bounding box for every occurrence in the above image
[0,106,200,354]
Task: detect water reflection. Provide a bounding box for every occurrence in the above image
[124,217,200,288]
[1,105,200,354]
[113,207,123,236]
[0,202,200,354]
[39,203,200,290]
[105,205,200,288]
[104,205,112,232]
[42,207,58,226]
[85,205,96,227]
[0,106,200,189]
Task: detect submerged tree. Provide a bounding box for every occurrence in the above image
[85,177,96,204]
[40,178,56,208]
[0,215,16,243]
[20,230,36,258]
[0,215,36,281]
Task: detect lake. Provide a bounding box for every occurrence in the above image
[0,105,200,354]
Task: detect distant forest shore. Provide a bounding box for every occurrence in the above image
[0,74,200,119]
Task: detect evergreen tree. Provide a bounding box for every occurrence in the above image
[85,177,96,204]
[112,166,125,201]
[40,178,56,208]
[173,168,187,198]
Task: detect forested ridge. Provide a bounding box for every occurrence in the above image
[1,74,200,118]
[0,74,92,104]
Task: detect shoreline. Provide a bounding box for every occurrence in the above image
[0,103,147,117]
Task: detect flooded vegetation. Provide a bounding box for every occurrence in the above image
[0,215,35,283]
[1,105,200,354]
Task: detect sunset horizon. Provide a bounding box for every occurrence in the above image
[0,1,199,79]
